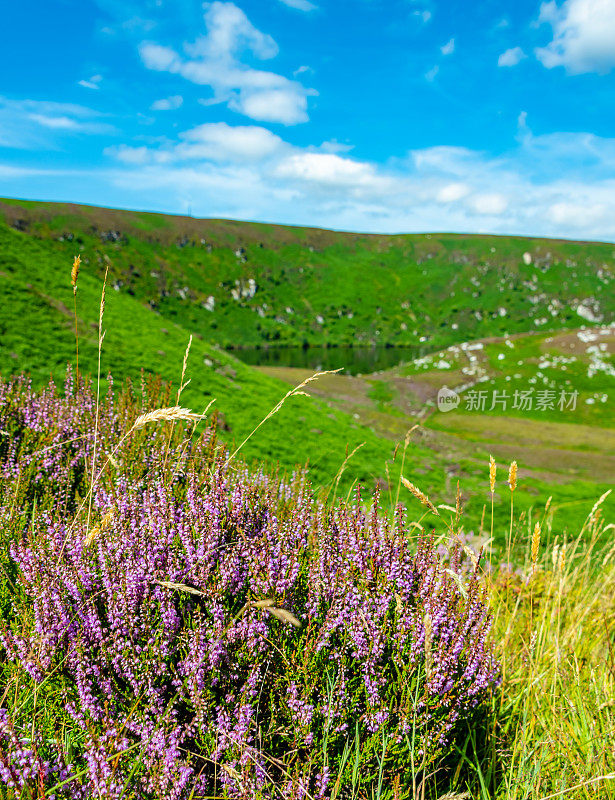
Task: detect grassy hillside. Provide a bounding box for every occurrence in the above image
[1,197,614,352]
[0,197,613,539]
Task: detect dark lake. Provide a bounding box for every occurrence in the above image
[229,345,426,375]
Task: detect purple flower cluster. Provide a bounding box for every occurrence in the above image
[0,372,500,798]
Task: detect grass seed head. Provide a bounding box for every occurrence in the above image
[489,455,496,494]
[508,460,517,492]
[85,509,114,546]
[132,406,207,430]
[531,521,541,567]
[71,254,81,290]
[401,476,440,516]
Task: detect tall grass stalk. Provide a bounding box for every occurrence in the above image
[223,367,341,468]
[70,255,81,388]
[85,263,108,538]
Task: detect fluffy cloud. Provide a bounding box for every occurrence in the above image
[179,122,286,161]
[471,193,509,215]
[151,95,183,110]
[498,46,526,67]
[536,0,615,73]
[441,38,455,55]
[109,122,287,164]
[139,2,314,125]
[273,152,393,197]
[436,182,470,202]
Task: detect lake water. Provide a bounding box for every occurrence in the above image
[229,345,426,375]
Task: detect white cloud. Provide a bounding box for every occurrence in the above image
[0,97,112,147]
[29,114,85,130]
[411,145,486,176]
[498,46,527,67]
[109,122,286,165]
[277,0,317,10]
[111,145,154,165]
[416,9,432,23]
[319,139,354,154]
[139,2,313,125]
[548,200,610,227]
[232,88,306,124]
[273,152,391,196]
[436,182,470,202]
[140,43,178,71]
[425,65,439,81]
[536,0,615,73]
[78,75,103,90]
[471,193,509,215]
[441,38,455,55]
[179,122,285,161]
[151,95,183,110]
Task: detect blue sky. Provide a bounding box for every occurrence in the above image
[2,0,615,239]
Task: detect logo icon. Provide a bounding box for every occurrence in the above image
[437,386,460,412]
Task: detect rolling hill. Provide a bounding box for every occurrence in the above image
[0,196,613,539]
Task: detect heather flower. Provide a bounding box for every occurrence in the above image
[0,370,500,799]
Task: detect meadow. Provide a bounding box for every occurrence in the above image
[0,199,614,797]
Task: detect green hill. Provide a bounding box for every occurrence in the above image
[0,197,613,540]
[1,197,613,352]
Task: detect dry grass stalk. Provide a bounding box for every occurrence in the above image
[153,580,206,596]
[404,424,419,448]
[588,489,612,522]
[508,460,518,492]
[331,441,365,504]
[264,606,301,628]
[489,455,496,494]
[85,264,108,540]
[177,334,192,401]
[224,368,342,467]
[71,256,82,388]
[423,613,433,680]
[401,476,440,517]
[153,585,301,627]
[531,521,541,574]
[557,543,567,572]
[84,509,114,547]
[132,406,207,430]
